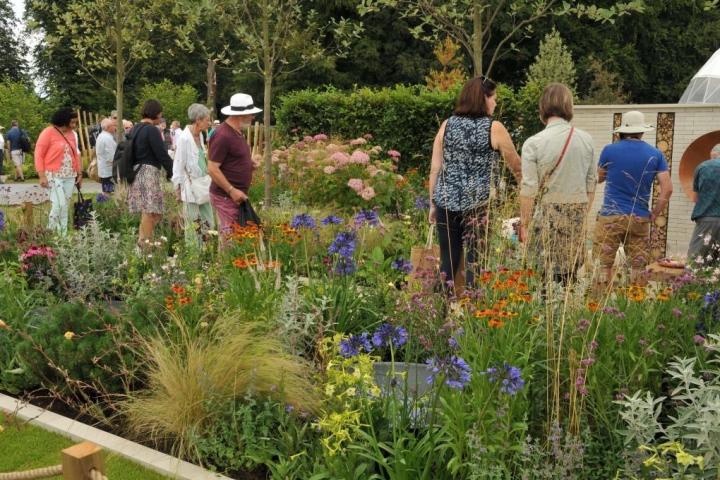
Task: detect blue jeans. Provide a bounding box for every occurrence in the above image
[48,177,76,235]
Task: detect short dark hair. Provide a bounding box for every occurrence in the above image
[141,99,163,120]
[619,132,643,140]
[454,76,497,117]
[50,107,78,127]
[539,83,574,123]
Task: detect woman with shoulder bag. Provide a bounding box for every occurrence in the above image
[428,76,522,291]
[35,107,83,236]
[519,83,596,286]
[172,103,215,246]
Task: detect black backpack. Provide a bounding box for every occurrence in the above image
[19,130,31,153]
[114,124,148,184]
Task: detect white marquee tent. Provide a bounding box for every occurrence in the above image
[679,48,720,103]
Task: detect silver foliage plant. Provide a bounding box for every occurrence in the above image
[54,214,128,301]
[274,275,333,356]
[616,342,720,475]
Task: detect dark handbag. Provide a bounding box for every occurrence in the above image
[73,185,94,229]
[238,199,261,227]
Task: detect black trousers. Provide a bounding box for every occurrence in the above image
[436,206,489,289]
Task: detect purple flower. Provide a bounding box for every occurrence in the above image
[414,196,430,210]
[577,318,591,332]
[371,323,408,349]
[615,335,625,344]
[391,257,413,274]
[321,215,343,226]
[485,363,525,396]
[448,328,464,349]
[580,357,595,367]
[694,335,706,345]
[426,355,472,390]
[334,257,357,276]
[339,333,373,358]
[704,291,720,306]
[0,210,5,231]
[95,193,110,203]
[328,231,356,258]
[290,213,316,229]
[589,340,599,352]
[671,307,683,318]
[354,209,380,227]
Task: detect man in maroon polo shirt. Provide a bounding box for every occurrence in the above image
[207,93,262,234]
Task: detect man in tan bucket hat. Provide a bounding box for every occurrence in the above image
[592,111,673,294]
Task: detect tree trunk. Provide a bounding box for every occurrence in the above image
[262,0,273,208]
[206,57,217,119]
[472,0,483,76]
[114,1,124,144]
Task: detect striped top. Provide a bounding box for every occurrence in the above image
[433,115,497,211]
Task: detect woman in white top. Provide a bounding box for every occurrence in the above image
[172,103,215,246]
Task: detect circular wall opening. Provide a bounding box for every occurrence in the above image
[679,130,720,199]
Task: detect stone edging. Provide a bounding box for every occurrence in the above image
[0,393,231,480]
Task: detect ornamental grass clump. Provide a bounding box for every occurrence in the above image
[123,315,320,457]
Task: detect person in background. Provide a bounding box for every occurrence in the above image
[520,83,596,287]
[95,117,118,193]
[172,104,215,245]
[208,93,262,234]
[6,120,25,181]
[123,120,133,140]
[170,120,181,151]
[208,119,220,139]
[34,107,82,235]
[592,110,672,294]
[159,119,173,153]
[429,76,521,290]
[687,143,720,267]
[126,99,174,246]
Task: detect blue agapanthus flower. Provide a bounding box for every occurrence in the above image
[328,231,356,258]
[321,215,343,226]
[354,209,380,227]
[414,196,431,210]
[334,257,357,276]
[426,355,472,390]
[95,193,110,203]
[371,323,408,349]
[448,328,464,349]
[0,210,5,231]
[704,291,720,307]
[391,257,413,274]
[485,363,525,396]
[290,213,317,229]
[338,332,373,358]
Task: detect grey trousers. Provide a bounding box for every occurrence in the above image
[687,217,720,266]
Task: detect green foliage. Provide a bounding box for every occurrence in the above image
[275,85,457,170]
[0,82,51,140]
[0,2,28,83]
[137,80,199,125]
[526,28,577,92]
[581,57,629,105]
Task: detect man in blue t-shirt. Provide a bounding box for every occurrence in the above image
[687,144,720,267]
[592,111,673,295]
[6,120,25,181]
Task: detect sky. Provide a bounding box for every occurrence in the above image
[10,0,23,18]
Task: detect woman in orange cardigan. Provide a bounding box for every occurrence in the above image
[35,107,82,235]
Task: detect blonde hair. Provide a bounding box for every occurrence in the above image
[539,83,574,123]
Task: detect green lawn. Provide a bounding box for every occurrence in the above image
[0,414,169,480]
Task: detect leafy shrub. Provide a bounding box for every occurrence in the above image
[0,81,52,140]
[275,83,542,171]
[136,79,199,125]
[274,135,411,212]
[53,217,130,301]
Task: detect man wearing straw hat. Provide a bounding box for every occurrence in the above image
[592,110,673,293]
[687,144,720,267]
[207,93,262,234]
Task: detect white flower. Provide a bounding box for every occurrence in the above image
[160,236,168,242]
[704,234,712,246]
[696,256,705,264]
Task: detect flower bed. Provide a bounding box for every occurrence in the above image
[0,139,719,479]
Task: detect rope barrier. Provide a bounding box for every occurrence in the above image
[0,465,63,480]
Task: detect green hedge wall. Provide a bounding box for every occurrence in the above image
[275,84,543,171]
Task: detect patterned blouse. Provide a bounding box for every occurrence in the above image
[433,115,498,211]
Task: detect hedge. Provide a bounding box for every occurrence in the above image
[275,84,543,171]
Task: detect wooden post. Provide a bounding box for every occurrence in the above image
[62,442,105,480]
[22,201,33,228]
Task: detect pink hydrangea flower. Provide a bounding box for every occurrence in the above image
[294,141,306,149]
[366,165,380,177]
[360,186,376,201]
[350,150,370,164]
[323,166,336,174]
[387,149,401,158]
[330,152,350,166]
[303,136,313,142]
[350,137,367,145]
[347,178,364,192]
[313,133,328,141]
[363,133,373,140]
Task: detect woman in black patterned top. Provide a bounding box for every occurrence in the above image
[428,76,521,290]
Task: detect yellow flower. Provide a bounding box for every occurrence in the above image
[656,293,669,301]
[64,331,75,340]
[0,319,8,330]
[345,387,357,396]
[676,450,702,468]
[687,292,701,300]
[199,321,209,328]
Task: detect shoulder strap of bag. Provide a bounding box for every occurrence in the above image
[53,127,79,163]
[539,126,574,194]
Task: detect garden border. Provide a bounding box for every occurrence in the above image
[0,393,230,480]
